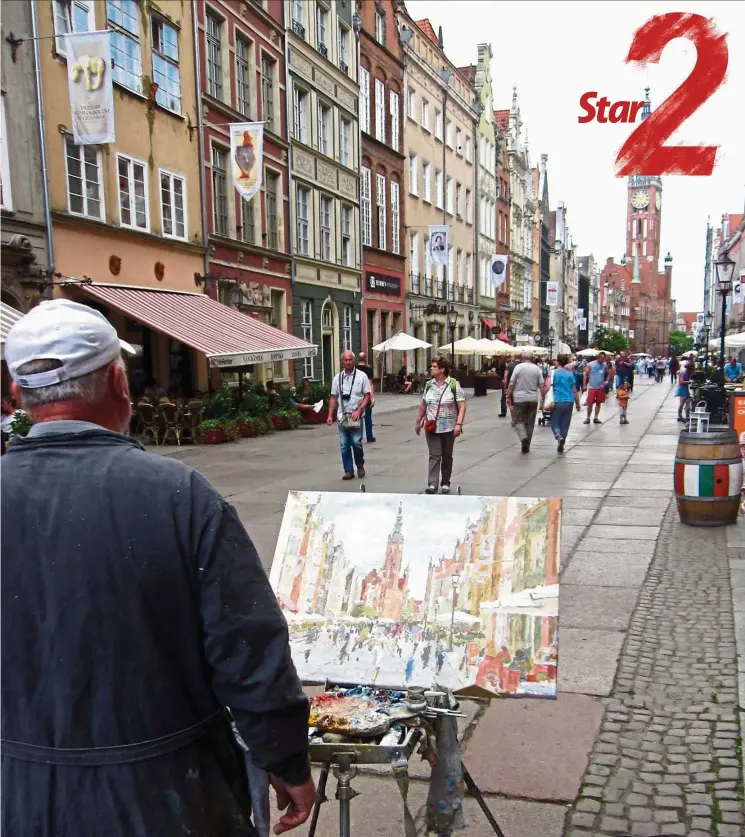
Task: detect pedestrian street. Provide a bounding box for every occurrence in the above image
[159,377,745,837]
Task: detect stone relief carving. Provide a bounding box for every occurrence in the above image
[293,148,314,177]
[336,87,357,112]
[315,70,335,96]
[290,50,313,80]
[339,172,357,199]
[317,161,337,189]
[321,270,338,285]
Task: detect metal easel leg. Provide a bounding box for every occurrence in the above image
[307,762,331,837]
[462,763,507,837]
[333,754,359,837]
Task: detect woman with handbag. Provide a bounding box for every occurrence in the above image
[414,356,466,495]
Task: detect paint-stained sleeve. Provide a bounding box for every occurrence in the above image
[196,481,310,786]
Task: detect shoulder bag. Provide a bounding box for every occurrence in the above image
[423,383,449,433]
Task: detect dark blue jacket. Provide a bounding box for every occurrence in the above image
[1,427,309,837]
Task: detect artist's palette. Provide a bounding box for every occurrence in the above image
[309,693,391,737]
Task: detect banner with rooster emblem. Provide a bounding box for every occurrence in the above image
[230,123,264,202]
[64,31,114,145]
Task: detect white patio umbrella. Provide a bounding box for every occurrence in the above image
[438,336,484,354]
[435,610,481,625]
[577,347,600,358]
[557,341,572,355]
[372,330,432,352]
[475,337,514,355]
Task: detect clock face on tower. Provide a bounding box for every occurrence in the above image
[631,189,650,210]
[655,192,661,211]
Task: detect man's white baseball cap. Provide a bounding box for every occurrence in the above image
[5,298,135,389]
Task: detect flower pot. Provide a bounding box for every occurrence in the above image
[303,408,328,425]
[201,429,227,444]
[270,415,290,431]
[237,422,256,437]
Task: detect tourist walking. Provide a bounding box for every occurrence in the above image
[655,356,666,383]
[507,349,548,454]
[327,351,372,480]
[616,380,631,424]
[501,352,522,420]
[415,356,466,494]
[676,361,694,422]
[647,357,655,379]
[356,351,376,442]
[669,354,680,384]
[583,351,612,424]
[550,355,581,454]
[1,300,315,837]
[615,350,635,391]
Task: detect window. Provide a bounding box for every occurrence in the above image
[239,196,255,244]
[159,169,185,239]
[296,186,309,255]
[435,169,443,209]
[151,17,180,113]
[422,162,431,202]
[390,181,400,255]
[235,36,251,116]
[53,0,94,55]
[211,146,228,235]
[341,205,352,266]
[421,99,430,131]
[0,97,11,211]
[408,154,417,196]
[359,67,370,134]
[374,79,386,142]
[316,4,328,56]
[108,0,142,93]
[434,108,443,140]
[457,249,463,285]
[117,153,148,231]
[389,91,400,152]
[455,128,462,155]
[445,120,453,148]
[374,10,386,44]
[291,0,305,37]
[261,56,275,133]
[338,24,350,73]
[65,138,103,220]
[465,189,471,223]
[342,306,353,352]
[320,196,332,260]
[205,12,223,99]
[361,167,372,247]
[339,118,351,167]
[293,85,309,143]
[407,87,416,121]
[376,174,386,251]
[318,102,331,155]
[466,254,473,288]
[446,176,453,214]
[266,171,279,250]
[301,301,314,378]
[456,183,462,217]
[410,232,419,277]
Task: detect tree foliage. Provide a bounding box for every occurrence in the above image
[592,326,629,354]
[668,329,694,357]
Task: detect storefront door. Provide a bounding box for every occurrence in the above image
[322,334,333,384]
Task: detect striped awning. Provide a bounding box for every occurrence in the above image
[1,301,24,360]
[80,284,317,367]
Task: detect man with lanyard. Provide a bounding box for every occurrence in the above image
[583,351,611,424]
[327,350,371,480]
[615,350,634,392]
[724,355,744,383]
[356,351,376,443]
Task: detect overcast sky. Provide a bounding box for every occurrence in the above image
[405,0,745,314]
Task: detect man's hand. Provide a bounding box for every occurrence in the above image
[351,410,361,421]
[370,396,375,408]
[326,414,333,426]
[271,775,316,834]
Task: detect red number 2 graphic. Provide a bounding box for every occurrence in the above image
[615,13,728,177]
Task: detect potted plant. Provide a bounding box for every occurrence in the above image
[302,382,331,424]
[234,413,256,437]
[252,415,269,436]
[197,419,228,444]
[223,419,241,442]
[270,410,292,431]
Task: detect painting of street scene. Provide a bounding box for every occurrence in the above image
[270,492,561,699]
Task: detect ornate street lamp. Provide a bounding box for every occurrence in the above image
[446,305,459,371]
[715,253,736,382]
[449,571,461,651]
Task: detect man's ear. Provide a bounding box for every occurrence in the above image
[10,381,21,404]
[110,362,130,401]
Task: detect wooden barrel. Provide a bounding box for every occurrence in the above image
[674,429,743,526]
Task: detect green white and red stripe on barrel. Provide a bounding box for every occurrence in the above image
[674,460,743,498]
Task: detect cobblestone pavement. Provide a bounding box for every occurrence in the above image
[565,507,745,837]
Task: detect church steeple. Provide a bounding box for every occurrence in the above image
[390,501,404,543]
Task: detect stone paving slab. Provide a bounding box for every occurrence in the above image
[561,508,598,527]
[560,585,640,631]
[462,693,605,803]
[558,628,625,696]
[614,473,674,490]
[560,551,653,588]
[576,538,657,557]
[607,489,673,500]
[593,507,667,526]
[586,525,660,541]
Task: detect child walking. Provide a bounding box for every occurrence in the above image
[616,380,631,425]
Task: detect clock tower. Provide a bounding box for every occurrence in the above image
[625,89,663,269]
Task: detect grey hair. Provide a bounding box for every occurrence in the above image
[16,357,125,410]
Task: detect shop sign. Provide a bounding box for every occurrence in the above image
[209,346,318,367]
[366,272,402,296]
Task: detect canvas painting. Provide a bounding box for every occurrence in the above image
[270,492,561,699]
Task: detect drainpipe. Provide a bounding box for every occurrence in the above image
[31,0,55,297]
[353,12,363,359]
[192,4,209,278]
[284,23,299,379]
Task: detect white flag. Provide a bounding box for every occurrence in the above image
[734,279,744,305]
[580,318,587,330]
[575,308,584,325]
[546,281,559,306]
[489,254,508,288]
[230,123,264,201]
[427,225,449,267]
[65,31,115,145]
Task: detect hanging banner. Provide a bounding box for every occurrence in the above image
[489,254,509,288]
[580,318,587,330]
[734,276,745,305]
[230,123,264,201]
[574,308,584,325]
[65,31,115,145]
[546,281,559,306]
[696,312,705,328]
[427,225,449,267]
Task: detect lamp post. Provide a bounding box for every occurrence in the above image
[446,305,459,372]
[448,571,461,651]
[715,253,736,382]
[703,311,713,371]
[547,325,556,361]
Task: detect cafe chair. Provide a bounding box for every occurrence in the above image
[179,401,203,445]
[159,402,182,446]
[136,402,160,445]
